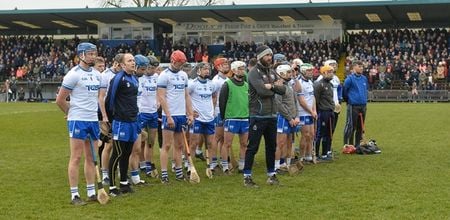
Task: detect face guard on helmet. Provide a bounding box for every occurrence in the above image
[77,42,97,67]
[134,54,150,77]
[300,63,314,79]
[276,64,292,81]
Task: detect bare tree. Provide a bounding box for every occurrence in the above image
[98,0,223,7]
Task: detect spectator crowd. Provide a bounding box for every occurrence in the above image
[345,28,449,90]
[1,28,449,92]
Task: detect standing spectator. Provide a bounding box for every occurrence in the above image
[27,77,36,100]
[4,79,10,102]
[343,61,369,148]
[35,77,43,101]
[18,87,25,101]
[9,76,17,102]
[243,45,286,187]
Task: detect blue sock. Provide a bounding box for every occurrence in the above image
[145,161,152,173]
[175,167,183,178]
[243,170,252,177]
[161,170,168,178]
[210,157,218,169]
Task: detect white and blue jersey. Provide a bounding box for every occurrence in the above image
[297,77,314,117]
[157,69,188,116]
[212,73,227,118]
[188,78,217,122]
[62,65,101,121]
[138,74,158,114]
[100,68,116,93]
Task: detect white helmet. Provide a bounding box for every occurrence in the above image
[292,58,303,66]
[324,59,337,66]
[300,63,314,74]
[276,64,292,78]
[230,61,246,71]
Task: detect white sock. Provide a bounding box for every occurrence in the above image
[131,170,141,184]
[239,159,244,170]
[275,160,280,169]
[102,169,109,180]
[120,181,128,185]
[221,160,229,171]
[70,187,79,200]
[87,184,96,197]
[195,148,202,155]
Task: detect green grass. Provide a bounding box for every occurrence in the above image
[0,102,449,219]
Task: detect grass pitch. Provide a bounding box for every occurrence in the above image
[0,102,449,219]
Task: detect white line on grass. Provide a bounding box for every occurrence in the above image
[0,109,59,116]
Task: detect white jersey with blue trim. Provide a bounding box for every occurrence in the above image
[188,78,217,122]
[62,65,101,121]
[297,76,314,117]
[157,68,188,116]
[138,74,159,113]
[100,68,116,93]
[315,74,340,104]
[212,73,227,117]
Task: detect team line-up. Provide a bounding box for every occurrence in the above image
[56,42,369,205]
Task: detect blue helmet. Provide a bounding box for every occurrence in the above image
[274,53,286,63]
[135,54,150,68]
[76,42,97,55]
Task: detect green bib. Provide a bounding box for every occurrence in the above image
[225,79,249,119]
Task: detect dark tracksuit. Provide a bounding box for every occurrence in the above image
[106,70,139,186]
[343,73,369,147]
[313,78,335,157]
[244,62,286,176]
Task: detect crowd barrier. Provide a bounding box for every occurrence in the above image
[370,90,449,102]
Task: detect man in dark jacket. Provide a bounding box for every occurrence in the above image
[313,65,335,161]
[243,45,286,187]
[105,53,139,196]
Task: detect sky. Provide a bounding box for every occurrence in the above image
[0,0,386,10]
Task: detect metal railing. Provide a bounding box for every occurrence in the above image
[370,90,449,102]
